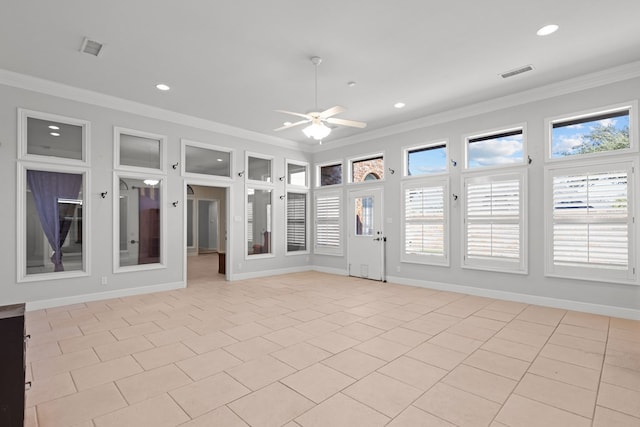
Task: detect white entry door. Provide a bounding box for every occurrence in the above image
[348,187,384,281]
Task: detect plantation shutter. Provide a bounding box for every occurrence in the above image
[404,182,445,259]
[287,192,307,251]
[552,170,629,269]
[315,193,341,252]
[465,174,523,266]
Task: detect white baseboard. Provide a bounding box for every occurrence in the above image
[385,275,640,320]
[25,281,186,311]
[311,266,349,276]
[229,266,313,281]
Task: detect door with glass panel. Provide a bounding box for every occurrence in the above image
[347,188,384,280]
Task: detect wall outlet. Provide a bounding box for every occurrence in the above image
[100,276,108,285]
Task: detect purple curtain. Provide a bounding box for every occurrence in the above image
[27,170,83,272]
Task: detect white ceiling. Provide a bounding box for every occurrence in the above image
[2,1,640,147]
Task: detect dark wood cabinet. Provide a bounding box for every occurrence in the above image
[0,304,26,427]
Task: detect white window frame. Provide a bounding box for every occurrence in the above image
[315,160,344,188]
[246,184,275,259]
[314,189,343,256]
[403,140,449,178]
[181,139,234,181]
[114,127,167,173]
[17,162,91,282]
[245,151,274,185]
[18,108,91,166]
[544,158,637,284]
[462,168,528,274]
[285,159,310,189]
[464,123,527,171]
[544,101,637,163]
[113,171,168,273]
[401,177,450,266]
[348,152,386,184]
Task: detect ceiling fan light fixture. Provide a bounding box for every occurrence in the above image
[303,122,331,140]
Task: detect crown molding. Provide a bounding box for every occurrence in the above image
[0,68,311,152]
[313,60,640,153]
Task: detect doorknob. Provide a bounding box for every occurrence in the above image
[130,240,138,244]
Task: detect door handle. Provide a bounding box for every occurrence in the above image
[130,240,138,244]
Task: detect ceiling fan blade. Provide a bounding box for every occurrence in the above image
[326,117,367,129]
[319,106,346,119]
[273,119,310,131]
[275,109,311,120]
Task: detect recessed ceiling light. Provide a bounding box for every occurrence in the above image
[216,158,223,162]
[394,102,406,109]
[536,24,559,36]
[155,83,170,91]
[48,125,60,130]
[50,132,60,136]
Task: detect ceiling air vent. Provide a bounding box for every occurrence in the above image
[501,64,534,79]
[80,37,104,57]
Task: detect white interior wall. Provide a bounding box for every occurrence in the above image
[311,76,640,317]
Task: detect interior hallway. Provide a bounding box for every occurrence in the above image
[23,272,640,426]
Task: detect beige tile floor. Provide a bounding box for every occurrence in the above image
[24,254,640,426]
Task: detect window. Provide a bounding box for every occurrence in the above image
[287,160,308,187]
[402,178,449,265]
[115,175,164,270]
[19,165,89,281]
[115,127,166,172]
[247,188,272,256]
[466,127,525,169]
[463,171,527,273]
[286,192,308,253]
[317,162,343,186]
[547,104,634,160]
[315,191,342,255]
[182,140,232,178]
[19,109,90,164]
[247,154,273,183]
[545,161,636,283]
[351,155,384,182]
[405,142,447,176]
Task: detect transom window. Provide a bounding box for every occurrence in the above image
[182,140,232,178]
[19,109,90,165]
[246,154,273,183]
[466,127,524,169]
[548,106,632,159]
[115,127,167,172]
[351,154,384,183]
[405,142,447,176]
[318,162,343,186]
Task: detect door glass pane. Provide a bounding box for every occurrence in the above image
[248,156,272,182]
[119,178,162,267]
[27,117,83,160]
[247,188,272,255]
[185,146,231,177]
[355,196,374,236]
[120,134,161,169]
[26,170,84,275]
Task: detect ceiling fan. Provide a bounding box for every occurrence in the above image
[274,56,366,141]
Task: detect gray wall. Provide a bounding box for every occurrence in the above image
[311,76,640,313]
[0,83,310,306]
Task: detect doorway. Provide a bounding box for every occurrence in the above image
[185,184,228,282]
[347,187,385,281]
